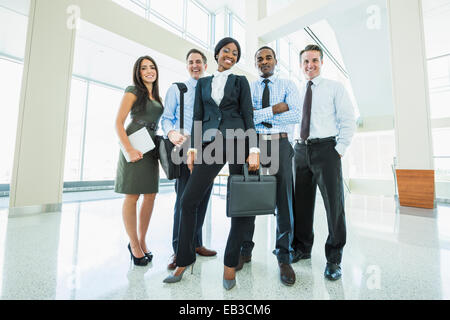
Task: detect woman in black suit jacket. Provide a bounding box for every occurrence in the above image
[163,38,259,290]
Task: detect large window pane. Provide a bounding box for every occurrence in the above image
[427,56,450,119]
[150,13,183,37]
[429,89,450,119]
[433,128,450,181]
[0,59,23,183]
[423,0,450,58]
[82,83,123,181]
[347,131,396,179]
[151,0,184,27]
[279,39,290,66]
[64,78,88,181]
[186,1,209,44]
[111,0,146,18]
[0,5,29,59]
[231,17,246,57]
[214,11,226,43]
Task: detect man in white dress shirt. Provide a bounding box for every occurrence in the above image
[292,45,356,281]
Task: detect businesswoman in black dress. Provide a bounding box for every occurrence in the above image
[163,38,260,290]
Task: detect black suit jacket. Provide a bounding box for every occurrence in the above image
[190,74,256,149]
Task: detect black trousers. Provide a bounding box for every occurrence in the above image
[292,140,346,265]
[240,137,295,264]
[172,163,213,253]
[176,139,254,268]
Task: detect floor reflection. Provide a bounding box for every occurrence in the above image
[0,190,449,300]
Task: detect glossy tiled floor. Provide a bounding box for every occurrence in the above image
[0,187,449,300]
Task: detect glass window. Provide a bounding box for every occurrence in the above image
[231,16,246,56]
[427,56,450,119]
[423,0,450,58]
[64,78,88,181]
[347,131,396,179]
[0,5,29,60]
[429,89,450,119]
[0,58,23,184]
[186,1,209,45]
[111,0,147,18]
[82,82,123,181]
[433,128,450,181]
[150,13,183,37]
[279,39,290,66]
[214,11,226,44]
[151,0,184,27]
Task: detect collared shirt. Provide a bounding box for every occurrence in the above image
[298,76,356,156]
[250,73,301,139]
[187,68,260,155]
[211,69,233,106]
[161,77,198,137]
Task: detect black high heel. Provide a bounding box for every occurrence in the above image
[144,252,153,263]
[128,243,149,266]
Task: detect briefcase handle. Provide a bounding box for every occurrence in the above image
[243,163,262,182]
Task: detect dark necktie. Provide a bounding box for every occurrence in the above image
[300,80,313,141]
[261,79,272,128]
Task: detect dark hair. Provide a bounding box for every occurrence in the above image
[255,46,277,60]
[300,44,324,61]
[214,37,241,63]
[132,56,163,113]
[186,48,207,64]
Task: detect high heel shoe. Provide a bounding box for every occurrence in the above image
[163,263,194,284]
[223,278,236,290]
[223,266,236,290]
[144,252,153,263]
[128,243,149,266]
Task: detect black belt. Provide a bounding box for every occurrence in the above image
[297,136,336,145]
[132,118,158,131]
[258,133,288,141]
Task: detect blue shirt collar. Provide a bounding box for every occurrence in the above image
[259,73,278,85]
[187,77,198,88]
[309,75,323,86]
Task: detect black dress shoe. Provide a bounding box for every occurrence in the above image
[291,249,311,263]
[279,263,296,286]
[324,263,342,281]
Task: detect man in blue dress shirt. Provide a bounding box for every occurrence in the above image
[236,46,301,286]
[292,45,356,281]
[161,49,217,270]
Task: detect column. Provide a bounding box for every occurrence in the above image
[9,0,76,213]
[388,0,435,208]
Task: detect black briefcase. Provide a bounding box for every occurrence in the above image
[226,164,277,218]
[158,82,187,180]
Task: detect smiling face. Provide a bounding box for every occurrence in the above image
[187,52,207,80]
[256,48,277,78]
[140,59,157,85]
[301,50,323,80]
[216,42,239,72]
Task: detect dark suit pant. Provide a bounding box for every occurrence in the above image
[172,163,213,253]
[292,140,346,265]
[176,139,254,268]
[240,137,295,264]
